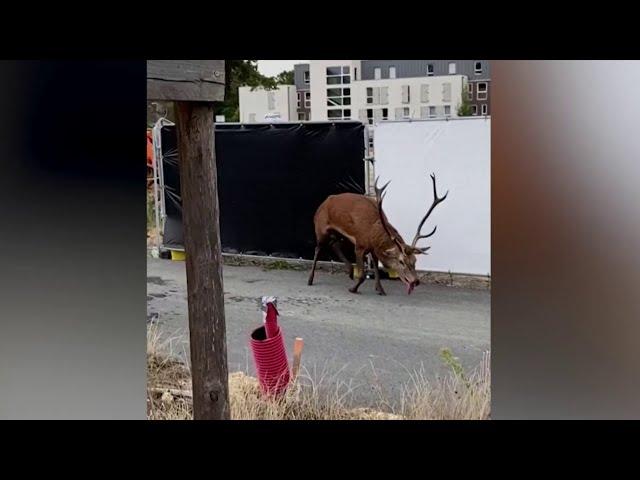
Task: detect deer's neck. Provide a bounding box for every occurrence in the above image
[372,219,402,258]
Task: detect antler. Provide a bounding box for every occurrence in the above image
[410,173,448,252]
[374,177,403,248]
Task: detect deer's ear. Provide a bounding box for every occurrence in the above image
[384,247,397,256]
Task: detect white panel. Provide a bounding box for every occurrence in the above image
[421,84,429,103]
[374,118,491,275]
[380,87,389,105]
[402,85,409,103]
[442,82,451,102]
[373,87,380,105]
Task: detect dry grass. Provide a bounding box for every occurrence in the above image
[147,323,490,420]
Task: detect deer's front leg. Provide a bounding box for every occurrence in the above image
[348,247,366,294]
[371,253,386,295]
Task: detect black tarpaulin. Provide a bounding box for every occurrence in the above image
[160,122,365,261]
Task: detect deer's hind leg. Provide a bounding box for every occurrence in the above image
[308,231,331,286]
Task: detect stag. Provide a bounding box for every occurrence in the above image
[307,173,448,295]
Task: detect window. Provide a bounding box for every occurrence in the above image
[297,92,302,108]
[304,91,311,108]
[304,70,310,84]
[468,83,473,100]
[448,62,456,74]
[374,67,381,80]
[402,85,410,104]
[427,64,434,76]
[403,107,410,118]
[481,104,488,115]
[327,109,351,120]
[366,87,385,105]
[326,66,350,85]
[267,91,276,110]
[298,112,306,121]
[471,105,478,116]
[366,108,388,124]
[474,61,482,74]
[477,82,488,100]
[354,67,358,81]
[444,105,451,117]
[428,106,436,118]
[389,66,396,79]
[326,87,350,107]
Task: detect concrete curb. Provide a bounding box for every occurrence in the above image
[148,249,491,290]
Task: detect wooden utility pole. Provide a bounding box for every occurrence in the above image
[147,60,229,419]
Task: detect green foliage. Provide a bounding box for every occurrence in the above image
[457,84,473,117]
[146,61,296,124]
[274,69,294,85]
[215,60,294,122]
[440,348,467,384]
[262,260,300,271]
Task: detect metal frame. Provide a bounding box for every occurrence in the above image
[152,117,174,251]
[377,115,489,125]
[151,119,370,253]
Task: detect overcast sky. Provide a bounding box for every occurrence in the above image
[257,60,308,77]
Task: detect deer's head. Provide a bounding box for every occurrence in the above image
[374,174,448,295]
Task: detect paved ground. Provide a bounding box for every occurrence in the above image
[147,257,490,408]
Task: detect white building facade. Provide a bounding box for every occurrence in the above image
[308,60,467,124]
[238,85,298,123]
[240,61,485,124]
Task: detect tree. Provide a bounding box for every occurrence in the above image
[213,60,276,122]
[146,61,295,124]
[274,69,294,85]
[457,84,473,117]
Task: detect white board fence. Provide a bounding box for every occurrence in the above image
[374,117,490,276]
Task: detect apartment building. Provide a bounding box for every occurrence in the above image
[307,60,478,123]
[353,74,466,123]
[361,60,491,115]
[293,63,311,120]
[238,60,490,124]
[238,84,298,123]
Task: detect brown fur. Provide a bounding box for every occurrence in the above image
[307,193,421,295]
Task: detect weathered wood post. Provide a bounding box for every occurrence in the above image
[147,60,229,419]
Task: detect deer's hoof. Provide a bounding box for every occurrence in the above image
[376,289,387,296]
[348,287,360,294]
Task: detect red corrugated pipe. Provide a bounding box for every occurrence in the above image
[250,296,290,396]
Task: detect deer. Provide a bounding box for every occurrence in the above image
[307,173,448,295]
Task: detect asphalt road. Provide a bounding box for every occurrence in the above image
[147,257,490,408]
